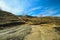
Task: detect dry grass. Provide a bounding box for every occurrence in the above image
[18,16,60,25]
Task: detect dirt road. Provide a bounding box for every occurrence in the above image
[0,24,60,40]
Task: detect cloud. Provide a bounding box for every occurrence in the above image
[0,0,60,16]
[38,8,58,17]
[25,6,43,15]
[0,0,24,15]
[26,7,48,15]
[0,0,9,10]
[27,7,42,12]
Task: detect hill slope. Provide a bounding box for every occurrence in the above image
[0,10,25,27]
[18,15,60,25]
[0,11,60,40]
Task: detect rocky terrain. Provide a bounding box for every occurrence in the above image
[0,10,60,40]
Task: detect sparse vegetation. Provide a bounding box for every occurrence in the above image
[0,10,25,28]
[0,10,60,40]
[18,15,60,25]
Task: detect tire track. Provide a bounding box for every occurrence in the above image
[0,25,31,36]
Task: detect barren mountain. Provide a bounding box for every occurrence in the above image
[0,10,60,40]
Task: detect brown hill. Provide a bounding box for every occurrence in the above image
[0,14,60,40]
[18,15,60,25]
[0,10,25,27]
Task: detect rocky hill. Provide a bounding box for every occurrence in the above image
[18,15,60,25]
[0,10,60,40]
[0,10,25,27]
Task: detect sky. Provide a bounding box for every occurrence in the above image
[0,0,60,17]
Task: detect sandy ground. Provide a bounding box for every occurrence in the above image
[0,24,60,40]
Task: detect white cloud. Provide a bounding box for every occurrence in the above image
[25,6,42,15]
[0,0,9,10]
[0,0,24,15]
[27,7,42,12]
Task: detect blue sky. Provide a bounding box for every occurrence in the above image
[0,0,60,16]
